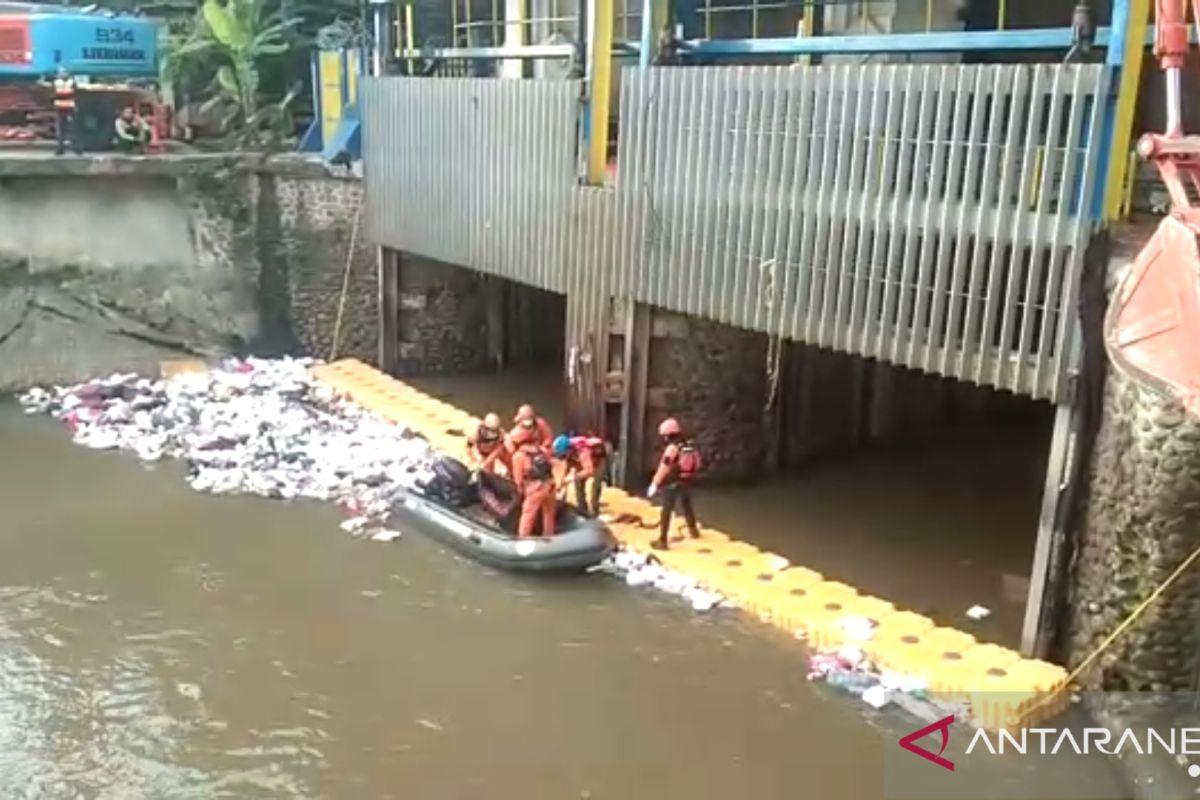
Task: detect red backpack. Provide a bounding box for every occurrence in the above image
[676,443,703,480]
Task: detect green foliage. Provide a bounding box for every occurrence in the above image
[162,0,303,148]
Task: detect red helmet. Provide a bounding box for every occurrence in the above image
[658,417,682,437]
[514,404,536,423]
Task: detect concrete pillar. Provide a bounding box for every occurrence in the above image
[484,276,506,370]
[378,247,398,373]
[500,0,525,79]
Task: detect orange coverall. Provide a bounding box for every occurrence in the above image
[512,444,556,538]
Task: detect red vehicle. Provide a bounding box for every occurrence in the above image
[0,4,165,148]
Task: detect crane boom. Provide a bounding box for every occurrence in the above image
[1106,0,1200,415]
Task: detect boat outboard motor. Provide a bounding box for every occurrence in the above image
[419,456,476,507]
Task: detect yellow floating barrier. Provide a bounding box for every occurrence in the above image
[307,359,1078,730]
[723,564,822,618]
[775,580,859,637]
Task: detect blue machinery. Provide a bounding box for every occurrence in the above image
[0,2,158,79]
[298,46,364,160]
[379,0,1154,224]
[298,0,394,160]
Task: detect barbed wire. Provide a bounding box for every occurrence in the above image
[315,18,370,52]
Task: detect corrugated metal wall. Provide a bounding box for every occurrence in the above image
[362,77,587,295]
[363,62,1111,402]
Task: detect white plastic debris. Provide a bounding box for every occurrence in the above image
[597,548,725,614]
[965,605,991,620]
[835,645,866,668]
[766,554,790,571]
[18,358,438,542]
[836,615,876,642]
[861,684,891,710]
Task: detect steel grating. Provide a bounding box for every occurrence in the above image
[363,62,1111,401]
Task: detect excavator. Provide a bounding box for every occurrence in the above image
[1108,0,1200,409]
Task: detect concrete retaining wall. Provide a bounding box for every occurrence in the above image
[0,154,375,391]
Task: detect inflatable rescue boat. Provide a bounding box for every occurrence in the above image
[390,457,616,573]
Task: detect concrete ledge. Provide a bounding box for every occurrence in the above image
[0,151,355,181]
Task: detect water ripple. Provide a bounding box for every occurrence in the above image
[0,585,319,798]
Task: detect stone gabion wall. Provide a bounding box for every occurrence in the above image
[394,256,490,376]
[643,311,768,481]
[1065,366,1200,692]
[271,175,376,363]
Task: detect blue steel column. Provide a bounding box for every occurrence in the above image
[1100,0,1150,220]
[1022,0,1139,658]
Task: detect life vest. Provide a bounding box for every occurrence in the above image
[520,445,553,484]
[472,424,502,455]
[676,442,702,480]
[53,77,76,111]
[574,435,607,459]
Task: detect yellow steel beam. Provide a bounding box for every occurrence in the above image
[586,0,614,184]
[405,3,415,74]
[501,0,526,79]
[1103,0,1151,222]
[799,0,815,66]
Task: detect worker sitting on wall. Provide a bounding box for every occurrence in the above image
[114,107,151,154]
[40,65,82,156]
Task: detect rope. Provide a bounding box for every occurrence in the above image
[1025,538,1200,721]
[329,198,363,362]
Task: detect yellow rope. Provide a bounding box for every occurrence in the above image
[329,198,363,362]
[1025,539,1200,721]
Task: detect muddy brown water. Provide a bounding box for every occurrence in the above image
[0,383,1119,798]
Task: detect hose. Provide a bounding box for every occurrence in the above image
[1064,1,1095,64]
[328,197,363,362]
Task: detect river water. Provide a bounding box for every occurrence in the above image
[0,402,875,798]
[0,384,1120,798]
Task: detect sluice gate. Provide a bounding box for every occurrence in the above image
[363,62,1112,402]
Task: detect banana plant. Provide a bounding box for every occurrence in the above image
[163,0,301,146]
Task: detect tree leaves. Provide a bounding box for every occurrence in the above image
[163,0,305,148]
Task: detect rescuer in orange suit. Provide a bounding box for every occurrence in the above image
[647,417,702,550]
[510,404,554,453]
[466,412,511,476]
[511,425,557,538]
[552,433,608,518]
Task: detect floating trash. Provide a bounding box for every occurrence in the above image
[18,358,438,542]
[594,548,726,613]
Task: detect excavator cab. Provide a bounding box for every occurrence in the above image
[1107,0,1200,414]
